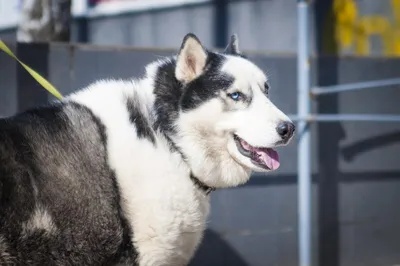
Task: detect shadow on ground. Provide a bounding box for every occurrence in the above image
[190,229,248,266]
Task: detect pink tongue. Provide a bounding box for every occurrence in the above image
[255,148,280,170]
[239,140,280,170]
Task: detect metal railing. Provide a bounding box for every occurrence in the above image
[311,77,400,96]
[296,1,400,266]
[290,114,400,122]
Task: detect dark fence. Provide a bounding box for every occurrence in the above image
[1,42,400,266]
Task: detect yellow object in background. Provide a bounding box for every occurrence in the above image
[328,0,400,56]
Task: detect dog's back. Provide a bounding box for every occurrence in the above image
[0,102,134,265]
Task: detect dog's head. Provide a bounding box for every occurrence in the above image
[154,33,294,188]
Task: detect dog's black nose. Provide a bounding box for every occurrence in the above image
[276,121,295,141]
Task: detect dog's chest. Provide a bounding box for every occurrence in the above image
[130,180,210,266]
[106,121,210,264]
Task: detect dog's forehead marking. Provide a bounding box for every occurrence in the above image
[220,55,267,90]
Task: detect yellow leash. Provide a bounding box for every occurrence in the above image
[0,40,63,100]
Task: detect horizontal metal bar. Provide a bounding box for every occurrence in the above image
[289,114,400,122]
[311,78,400,96]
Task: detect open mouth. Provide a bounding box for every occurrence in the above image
[233,134,280,170]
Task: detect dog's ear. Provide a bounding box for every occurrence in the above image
[224,34,241,55]
[175,33,207,84]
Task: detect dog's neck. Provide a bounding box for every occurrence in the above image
[156,131,216,195]
[190,172,215,195]
[151,75,216,196]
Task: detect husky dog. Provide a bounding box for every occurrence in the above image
[0,33,294,266]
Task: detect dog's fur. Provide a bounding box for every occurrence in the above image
[0,34,294,265]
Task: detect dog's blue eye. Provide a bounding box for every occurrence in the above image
[264,82,270,96]
[229,92,242,101]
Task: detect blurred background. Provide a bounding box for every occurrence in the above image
[1,0,400,266]
[2,0,400,55]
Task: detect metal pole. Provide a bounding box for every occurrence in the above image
[289,114,400,122]
[297,1,311,266]
[311,77,400,96]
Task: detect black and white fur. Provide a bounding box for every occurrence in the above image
[0,34,294,265]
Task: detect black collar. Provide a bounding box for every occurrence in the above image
[190,173,215,195]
